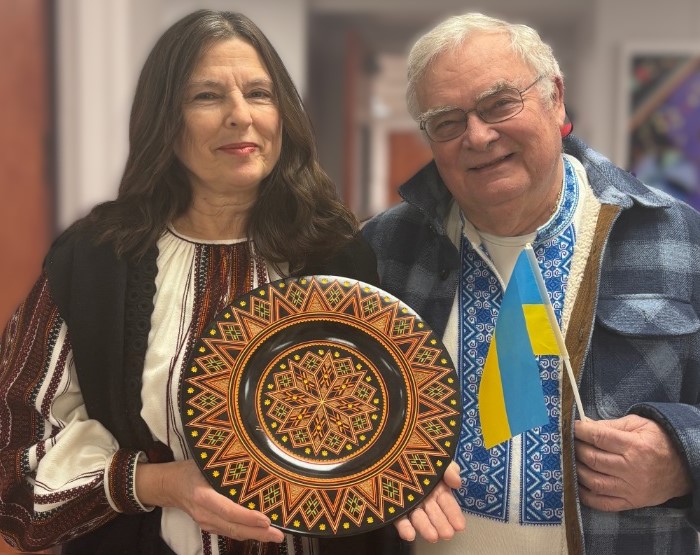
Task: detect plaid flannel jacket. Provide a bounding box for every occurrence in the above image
[362,135,700,554]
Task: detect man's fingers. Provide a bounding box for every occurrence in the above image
[576,459,631,497]
[428,479,466,532]
[578,484,634,512]
[393,515,416,542]
[392,462,465,543]
[409,505,438,543]
[422,498,454,541]
[431,460,465,533]
[574,439,626,474]
[574,419,633,455]
[436,488,466,531]
[575,415,692,511]
[443,461,462,489]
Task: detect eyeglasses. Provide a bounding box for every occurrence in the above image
[419,75,545,143]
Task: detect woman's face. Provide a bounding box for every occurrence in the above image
[175,38,282,199]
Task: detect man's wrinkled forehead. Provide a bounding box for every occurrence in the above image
[418,33,532,110]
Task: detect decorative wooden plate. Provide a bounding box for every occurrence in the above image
[180,276,460,536]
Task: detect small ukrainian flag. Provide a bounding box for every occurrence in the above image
[478,245,560,449]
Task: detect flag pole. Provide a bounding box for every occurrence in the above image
[524,244,587,421]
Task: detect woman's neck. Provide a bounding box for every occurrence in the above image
[172,194,256,240]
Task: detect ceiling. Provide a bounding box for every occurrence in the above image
[308,0,588,55]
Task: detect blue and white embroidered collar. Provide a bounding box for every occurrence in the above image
[458,156,580,247]
[536,156,580,243]
[452,155,580,525]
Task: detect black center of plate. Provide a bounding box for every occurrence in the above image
[234,319,411,480]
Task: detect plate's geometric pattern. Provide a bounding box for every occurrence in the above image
[181,276,461,536]
[262,343,385,461]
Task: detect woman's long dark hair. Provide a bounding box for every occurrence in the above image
[77,10,357,272]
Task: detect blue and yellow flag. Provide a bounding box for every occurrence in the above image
[478,247,560,449]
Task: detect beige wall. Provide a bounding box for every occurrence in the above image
[3,0,700,326]
[574,0,700,160]
[0,0,51,329]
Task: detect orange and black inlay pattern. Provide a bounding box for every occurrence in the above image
[181,276,460,537]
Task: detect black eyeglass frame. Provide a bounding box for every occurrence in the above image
[418,75,546,143]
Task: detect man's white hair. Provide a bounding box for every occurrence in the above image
[406,12,563,119]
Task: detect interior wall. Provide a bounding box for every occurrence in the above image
[0,0,55,547]
[307,17,349,199]
[0,0,52,329]
[1,0,698,543]
[5,0,700,326]
[575,0,700,161]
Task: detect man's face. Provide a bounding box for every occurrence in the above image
[416,31,565,235]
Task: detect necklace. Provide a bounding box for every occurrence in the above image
[551,184,563,218]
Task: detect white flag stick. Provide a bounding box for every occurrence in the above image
[524,244,587,421]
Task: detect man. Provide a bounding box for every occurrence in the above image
[362,12,697,555]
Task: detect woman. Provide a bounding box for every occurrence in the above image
[0,9,462,555]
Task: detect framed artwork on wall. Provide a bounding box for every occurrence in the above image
[616,42,700,210]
